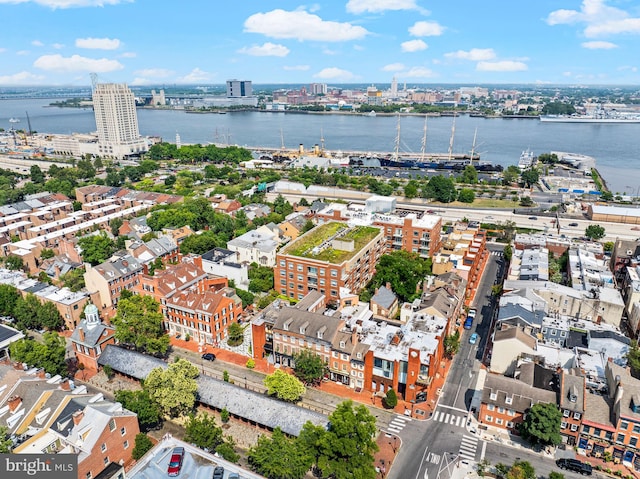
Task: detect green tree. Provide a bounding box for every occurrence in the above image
[404,180,419,198]
[503,243,513,261]
[59,268,85,292]
[297,421,326,473]
[502,165,521,185]
[112,294,170,355]
[293,349,327,385]
[40,248,55,260]
[460,165,478,184]
[114,390,163,432]
[457,188,476,203]
[184,413,224,451]
[384,389,398,409]
[37,301,64,330]
[227,322,244,347]
[144,359,199,417]
[5,255,25,271]
[248,264,275,293]
[131,433,154,460]
[627,342,640,379]
[30,165,45,184]
[444,330,461,358]
[13,293,43,330]
[264,369,306,402]
[0,284,21,316]
[317,400,379,479]
[0,425,12,453]
[78,233,116,266]
[93,157,104,170]
[603,241,614,252]
[248,427,311,479]
[520,168,540,188]
[273,194,294,216]
[585,224,606,241]
[362,250,431,303]
[519,402,562,446]
[507,461,536,479]
[548,472,565,479]
[76,159,96,179]
[9,332,67,376]
[110,217,124,237]
[216,440,240,463]
[235,288,255,308]
[302,219,315,234]
[425,175,457,203]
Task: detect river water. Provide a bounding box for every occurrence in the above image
[1,98,639,193]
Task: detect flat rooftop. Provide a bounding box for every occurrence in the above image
[281,222,381,264]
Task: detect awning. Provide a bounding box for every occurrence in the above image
[578,437,588,449]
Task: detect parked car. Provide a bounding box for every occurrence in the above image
[463,317,473,330]
[569,222,579,227]
[469,333,479,345]
[528,216,538,220]
[468,309,477,318]
[202,353,216,361]
[228,474,240,479]
[212,466,225,479]
[167,447,185,477]
[556,458,592,475]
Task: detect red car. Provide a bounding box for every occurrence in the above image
[167,447,185,476]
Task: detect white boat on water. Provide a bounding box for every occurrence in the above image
[518,149,535,170]
[367,110,377,117]
[8,118,20,123]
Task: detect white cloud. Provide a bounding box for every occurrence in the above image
[31,40,44,47]
[401,39,427,52]
[52,43,64,49]
[0,48,6,53]
[0,71,45,85]
[133,68,174,77]
[346,0,419,14]
[476,60,528,72]
[238,42,290,57]
[120,52,136,58]
[408,21,445,37]
[618,65,638,72]
[16,50,30,55]
[382,62,405,71]
[0,0,130,8]
[283,65,310,71]
[176,68,211,83]
[403,66,435,78]
[33,54,123,72]
[445,48,495,61]
[547,0,640,38]
[322,48,338,55]
[244,9,369,42]
[75,37,121,50]
[313,67,356,80]
[353,45,364,51]
[581,40,618,49]
[130,77,154,86]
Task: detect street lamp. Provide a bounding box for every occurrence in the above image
[244,376,247,389]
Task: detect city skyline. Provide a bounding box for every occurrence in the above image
[0,1,639,87]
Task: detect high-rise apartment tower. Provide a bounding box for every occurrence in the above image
[92,82,147,159]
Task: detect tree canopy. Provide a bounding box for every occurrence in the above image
[9,332,67,376]
[184,413,224,452]
[519,402,562,446]
[144,359,199,417]
[424,175,457,203]
[362,250,431,303]
[585,224,605,241]
[112,294,170,355]
[293,349,328,385]
[78,232,117,266]
[317,400,379,479]
[114,389,163,432]
[0,284,21,316]
[264,369,306,402]
[248,264,275,293]
[248,427,312,479]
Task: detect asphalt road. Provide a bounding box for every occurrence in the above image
[389,244,600,479]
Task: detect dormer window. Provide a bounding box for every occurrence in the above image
[340,341,346,348]
[490,392,497,401]
[317,331,323,339]
[569,394,577,403]
[505,396,513,405]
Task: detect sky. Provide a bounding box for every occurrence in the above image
[0,0,639,87]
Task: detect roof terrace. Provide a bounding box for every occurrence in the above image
[281,222,381,264]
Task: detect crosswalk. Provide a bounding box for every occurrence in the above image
[490,251,503,256]
[386,414,411,434]
[431,410,467,428]
[459,435,479,461]
[427,452,441,464]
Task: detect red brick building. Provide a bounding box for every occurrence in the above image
[70,303,116,371]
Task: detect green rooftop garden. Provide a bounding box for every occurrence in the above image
[282,222,381,264]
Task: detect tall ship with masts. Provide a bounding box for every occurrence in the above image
[370,114,502,172]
